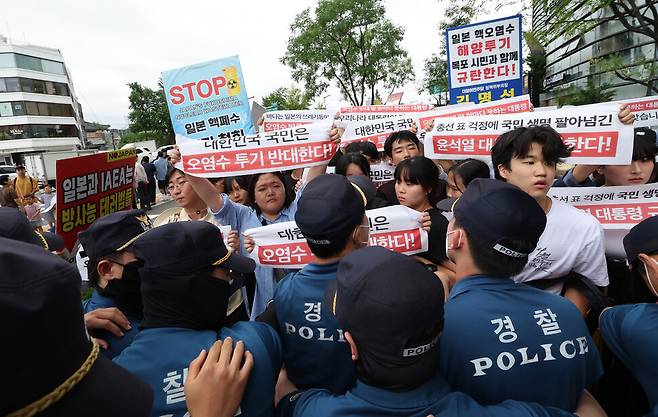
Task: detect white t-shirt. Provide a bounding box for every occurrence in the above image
[513,198,609,292]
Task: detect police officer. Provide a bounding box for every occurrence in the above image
[0,206,64,252]
[113,221,282,417]
[437,179,601,411]
[259,174,368,394]
[79,209,152,358]
[599,215,658,416]
[0,237,153,417]
[275,246,585,417]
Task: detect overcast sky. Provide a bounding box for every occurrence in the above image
[2,0,515,129]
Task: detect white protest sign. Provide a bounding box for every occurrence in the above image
[424,103,634,164]
[177,120,336,177]
[548,183,658,230]
[620,96,658,128]
[260,110,334,133]
[76,244,89,281]
[417,94,532,131]
[369,162,395,185]
[341,115,417,151]
[244,205,428,268]
[338,103,434,123]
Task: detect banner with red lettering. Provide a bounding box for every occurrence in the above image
[620,96,658,128]
[260,110,334,133]
[548,184,658,229]
[244,205,428,268]
[177,120,336,177]
[423,103,634,164]
[341,115,416,150]
[56,149,137,251]
[417,95,532,131]
[369,162,395,187]
[162,55,254,142]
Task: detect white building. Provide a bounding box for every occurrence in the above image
[0,35,83,165]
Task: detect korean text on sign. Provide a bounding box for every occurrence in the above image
[261,110,334,133]
[423,103,634,165]
[178,120,336,177]
[341,115,416,151]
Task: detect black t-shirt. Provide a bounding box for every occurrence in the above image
[416,208,449,265]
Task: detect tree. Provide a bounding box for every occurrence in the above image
[127,81,174,147]
[554,77,616,106]
[262,86,312,110]
[281,0,414,106]
[532,0,658,96]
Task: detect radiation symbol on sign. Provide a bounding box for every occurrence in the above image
[227,79,238,89]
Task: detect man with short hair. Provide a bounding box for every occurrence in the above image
[490,126,608,306]
[79,209,152,358]
[377,130,447,205]
[153,151,170,199]
[261,174,369,394]
[12,164,38,205]
[438,179,601,411]
[276,245,596,417]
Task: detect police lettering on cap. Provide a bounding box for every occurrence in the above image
[624,215,658,263]
[78,209,152,260]
[295,174,366,246]
[132,221,255,275]
[437,179,546,259]
[323,246,444,389]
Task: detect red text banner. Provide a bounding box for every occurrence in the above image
[260,110,334,133]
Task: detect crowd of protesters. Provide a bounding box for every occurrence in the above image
[3,103,658,417]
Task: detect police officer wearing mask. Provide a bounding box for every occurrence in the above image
[275,246,593,417]
[437,179,602,411]
[79,209,152,358]
[113,221,282,417]
[599,215,658,416]
[259,174,368,394]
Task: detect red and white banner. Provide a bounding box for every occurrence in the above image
[369,162,395,186]
[620,96,658,128]
[340,104,433,114]
[177,120,337,177]
[423,103,634,164]
[244,205,428,268]
[417,95,532,131]
[260,110,334,133]
[548,183,658,230]
[341,115,416,150]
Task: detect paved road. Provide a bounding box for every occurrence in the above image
[145,198,178,218]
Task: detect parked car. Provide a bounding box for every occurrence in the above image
[0,165,17,181]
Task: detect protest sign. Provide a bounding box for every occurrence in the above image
[56,149,137,251]
[340,104,433,114]
[260,110,334,132]
[177,120,336,177]
[369,162,395,186]
[341,114,416,150]
[548,183,658,229]
[162,55,254,143]
[620,96,658,128]
[423,103,634,164]
[386,92,404,105]
[417,94,532,131]
[244,205,428,268]
[447,15,523,104]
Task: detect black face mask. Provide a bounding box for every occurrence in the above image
[98,260,144,318]
[140,268,230,331]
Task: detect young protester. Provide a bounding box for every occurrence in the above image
[209,177,226,194]
[490,126,608,315]
[257,174,367,394]
[394,156,452,277]
[344,141,380,164]
[335,152,371,177]
[172,127,343,319]
[114,221,282,417]
[225,175,252,206]
[37,184,56,229]
[0,237,154,417]
[377,130,447,205]
[153,151,170,199]
[446,158,491,198]
[437,179,602,411]
[275,246,602,417]
[79,209,152,358]
[23,193,42,231]
[598,215,658,417]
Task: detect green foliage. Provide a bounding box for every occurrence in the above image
[555,77,615,106]
[281,0,414,106]
[127,81,174,144]
[423,54,448,95]
[262,86,312,110]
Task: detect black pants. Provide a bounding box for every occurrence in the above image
[148,180,156,203]
[138,182,151,209]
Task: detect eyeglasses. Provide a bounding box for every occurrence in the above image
[167,180,188,193]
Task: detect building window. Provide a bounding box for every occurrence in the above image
[0,53,15,68]
[14,54,43,72]
[6,53,67,75]
[0,101,74,117]
[0,77,70,96]
[0,124,79,140]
